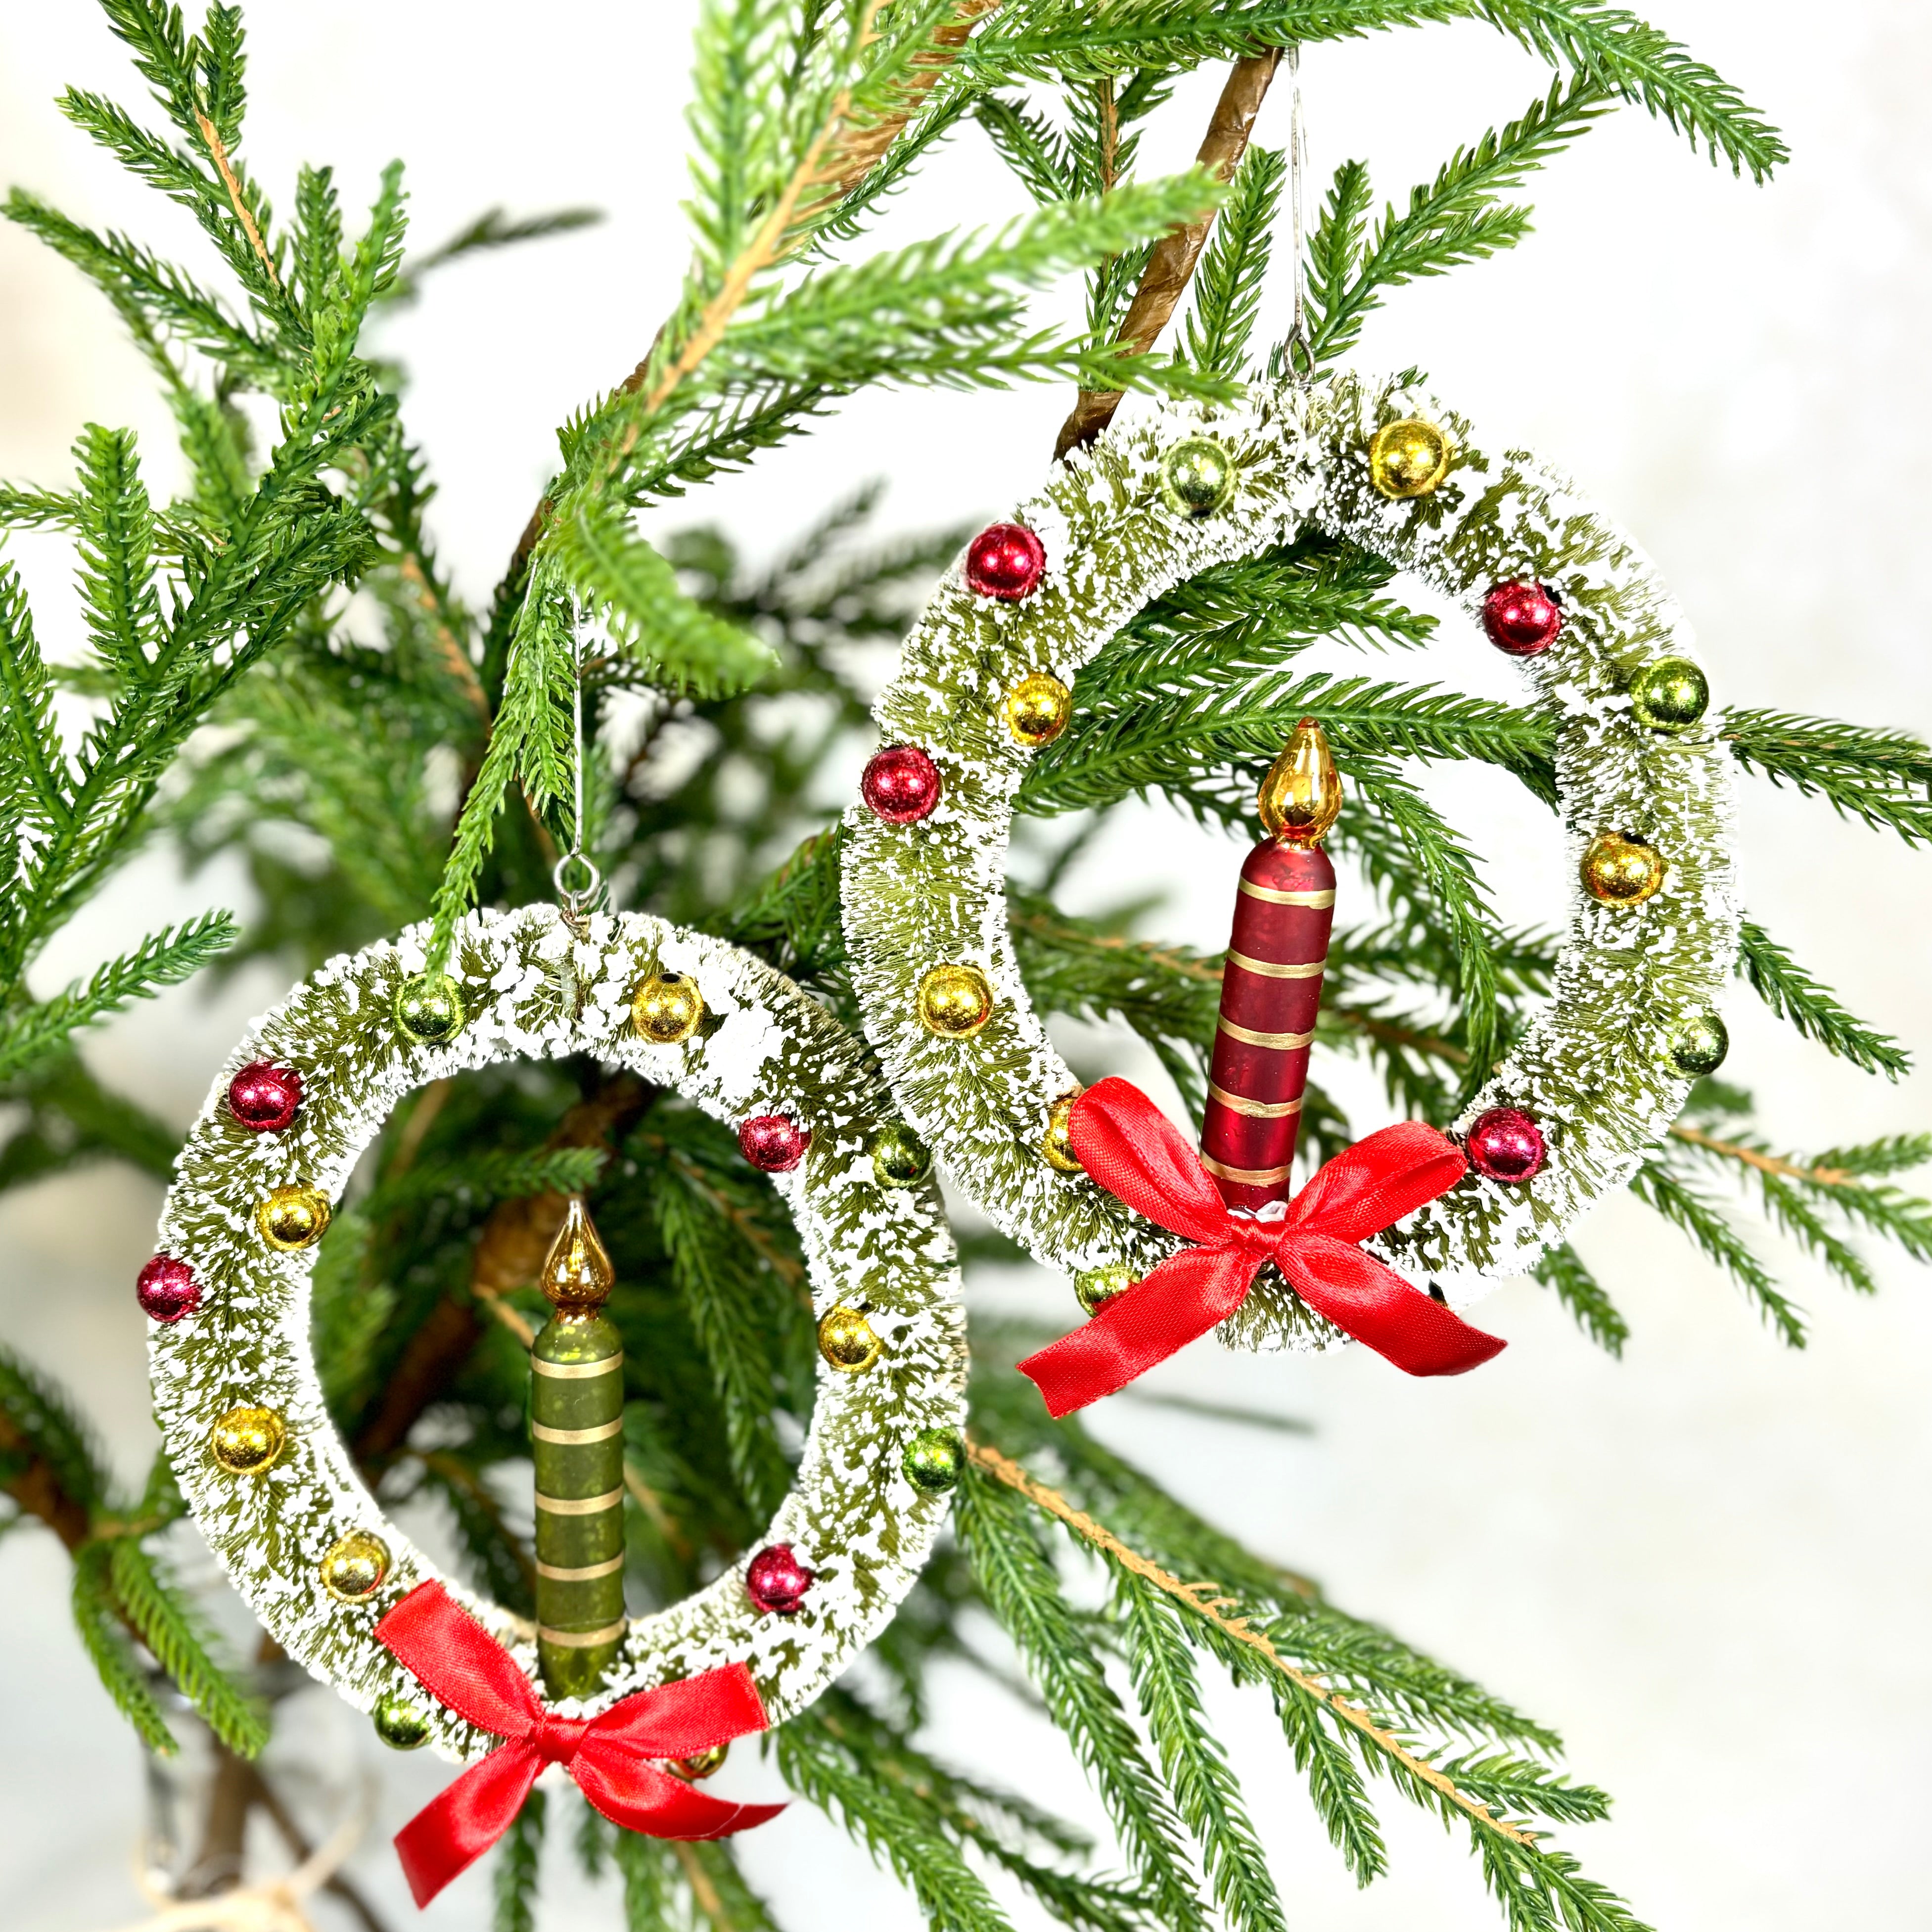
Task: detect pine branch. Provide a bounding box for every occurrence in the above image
[1629,1157,1805,1344]
[71,1541,177,1754]
[0,909,238,1086]
[493,1786,546,1932]
[1724,708,1932,846]
[1180,142,1285,378]
[955,1464,1213,1932]
[1736,919,1910,1080]
[1532,1242,1628,1356]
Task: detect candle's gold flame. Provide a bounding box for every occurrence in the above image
[539,1196,614,1311]
[1257,717,1342,845]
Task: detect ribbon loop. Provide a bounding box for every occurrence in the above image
[375,1582,782,1907]
[1017,1079,1504,1416]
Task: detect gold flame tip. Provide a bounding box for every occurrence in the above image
[1257,717,1342,845]
[540,1196,614,1311]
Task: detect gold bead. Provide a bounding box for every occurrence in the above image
[666,1743,729,1782]
[256,1184,330,1251]
[210,1404,286,1474]
[918,963,993,1038]
[540,1196,615,1311]
[817,1305,882,1373]
[1368,417,1453,500]
[1042,1090,1084,1173]
[1257,717,1343,845]
[1581,830,1665,907]
[320,1530,390,1602]
[631,970,704,1045]
[1003,672,1072,747]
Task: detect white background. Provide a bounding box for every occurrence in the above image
[2,4,1929,1929]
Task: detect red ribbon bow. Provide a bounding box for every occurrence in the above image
[375,1581,782,1907]
[1017,1079,1505,1417]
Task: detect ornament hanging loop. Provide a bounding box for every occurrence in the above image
[555,611,605,929]
[1276,43,1315,385]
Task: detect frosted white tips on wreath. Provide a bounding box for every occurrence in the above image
[839,374,1738,1348]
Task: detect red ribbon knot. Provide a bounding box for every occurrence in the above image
[374,1581,782,1907]
[1017,1079,1505,1417]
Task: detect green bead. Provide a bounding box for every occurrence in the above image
[1074,1263,1136,1316]
[1160,437,1236,517]
[1668,1010,1729,1076]
[394,971,466,1044]
[1629,657,1710,733]
[903,1427,964,1495]
[871,1122,933,1190]
[372,1693,432,1750]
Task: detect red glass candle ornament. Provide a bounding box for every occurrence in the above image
[745,1543,815,1616]
[227,1059,303,1132]
[861,744,941,824]
[739,1113,809,1173]
[137,1254,201,1323]
[1199,719,1342,1211]
[1466,1106,1545,1183]
[965,523,1046,601]
[1480,580,1562,657]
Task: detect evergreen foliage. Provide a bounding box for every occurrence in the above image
[0,3,1923,1928]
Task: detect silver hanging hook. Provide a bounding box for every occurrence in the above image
[1279,42,1314,385]
[553,613,604,926]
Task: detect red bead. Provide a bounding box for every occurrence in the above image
[1466,1107,1546,1184]
[137,1254,201,1323]
[227,1059,303,1132]
[965,523,1046,601]
[745,1543,815,1616]
[739,1113,809,1173]
[1480,580,1563,657]
[862,744,941,824]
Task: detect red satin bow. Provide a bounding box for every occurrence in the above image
[374,1582,782,1907]
[1017,1079,1504,1417]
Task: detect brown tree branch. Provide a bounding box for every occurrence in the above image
[1054,50,1282,459]
[194,114,279,290]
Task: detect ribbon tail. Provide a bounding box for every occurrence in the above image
[1018,1247,1258,1418]
[574,1751,787,1842]
[1282,1234,1505,1377]
[393,1740,541,1909]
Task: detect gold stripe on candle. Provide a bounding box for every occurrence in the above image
[536,1486,626,1516]
[1217,1018,1317,1051]
[532,1352,626,1381]
[1227,951,1327,978]
[531,1417,625,1446]
[536,1555,627,1583]
[1207,1083,1304,1120]
[1237,880,1336,909]
[538,1619,629,1649]
[1200,1153,1293,1186]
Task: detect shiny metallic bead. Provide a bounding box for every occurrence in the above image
[1074,1263,1137,1316]
[1581,830,1666,907]
[319,1530,390,1603]
[1003,672,1072,748]
[1161,436,1236,516]
[1368,417,1453,500]
[818,1305,883,1373]
[394,971,466,1044]
[631,971,704,1045]
[1668,1011,1730,1077]
[1041,1091,1084,1173]
[256,1183,330,1251]
[1630,656,1710,733]
[372,1694,432,1750]
[869,1122,933,1190]
[210,1404,286,1475]
[666,1744,729,1782]
[903,1427,965,1495]
[918,963,993,1038]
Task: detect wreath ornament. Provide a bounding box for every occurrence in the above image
[840,372,1739,1351]
[143,905,966,1897]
